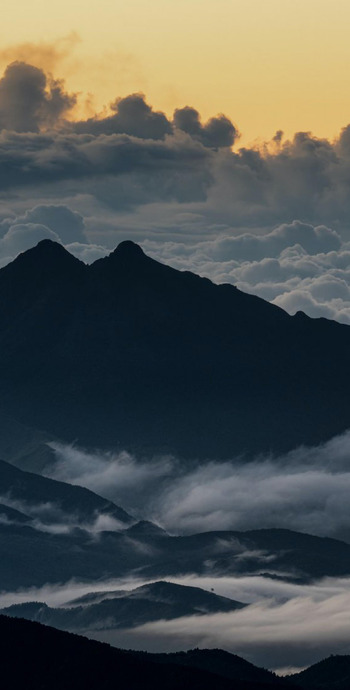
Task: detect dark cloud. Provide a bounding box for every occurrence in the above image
[0,61,76,132]
[174,106,238,147]
[73,93,172,139]
[2,60,350,324]
[73,95,238,148]
[0,129,213,214]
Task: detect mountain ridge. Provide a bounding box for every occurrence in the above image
[1,239,350,459]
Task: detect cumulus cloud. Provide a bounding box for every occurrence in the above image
[74,93,172,140]
[0,223,60,261]
[73,95,238,147]
[142,224,350,324]
[173,106,238,148]
[0,204,90,266]
[45,430,350,542]
[0,61,76,132]
[3,60,350,324]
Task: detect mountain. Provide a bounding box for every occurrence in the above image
[1,518,350,590]
[0,412,55,473]
[122,527,350,583]
[1,239,350,459]
[151,648,285,686]
[0,457,133,529]
[0,581,246,631]
[0,614,296,690]
[290,655,350,689]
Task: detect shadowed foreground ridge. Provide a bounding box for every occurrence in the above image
[1,239,350,458]
[290,655,350,689]
[0,615,297,689]
[1,614,347,690]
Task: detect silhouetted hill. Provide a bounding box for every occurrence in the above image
[151,648,284,686]
[290,655,350,689]
[1,517,350,590]
[0,614,295,689]
[0,581,246,631]
[1,240,350,458]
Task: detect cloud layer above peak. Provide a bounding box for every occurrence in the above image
[1,60,350,322]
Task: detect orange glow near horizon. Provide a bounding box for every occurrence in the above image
[1,0,350,144]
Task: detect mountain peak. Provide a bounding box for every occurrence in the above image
[2,239,85,277]
[112,240,145,259]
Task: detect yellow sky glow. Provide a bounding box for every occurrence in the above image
[1,0,350,144]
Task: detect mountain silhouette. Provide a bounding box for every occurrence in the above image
[0,615,295,690]
[290,654,350,688]
[0,457,133,527]
[1,515,350,591]
[1,239,350,458]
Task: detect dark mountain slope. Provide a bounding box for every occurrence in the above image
[0,615,296,690]
[290,655,350,689]
[1,239,350,457]
[0,457,133,527]
[0,412,54,473]
[1,521,350,590]
[151,648,284,686]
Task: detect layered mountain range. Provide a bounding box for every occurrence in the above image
[1,239,350,459]
[1,452,350,591]
[1,615,349,690]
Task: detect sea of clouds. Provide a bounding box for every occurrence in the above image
[1,60,350,322]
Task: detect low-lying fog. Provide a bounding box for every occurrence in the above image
[48,430,350,542]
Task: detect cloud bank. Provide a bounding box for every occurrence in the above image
[47,430,350,542]
[3,572,350,673]
[2,59,350,321]
[92,585,350,672]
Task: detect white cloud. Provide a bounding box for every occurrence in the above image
[47,430,350,542]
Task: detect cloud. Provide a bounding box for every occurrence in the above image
[45,430,350,542]
[0,34,80,74]
[0,61,76,132]
[0,204,90,266]
[3,571,350,672]
[142,224,350,324]
[91,586,350,672]
[0,223,61,265]
[74,93,172,140]
[73,95,238,148]
[47,443,173,519]
[3,60,350,324]
[0,204,87,243]
[173,106,238,148]
[0,494,129,536]
[205,221,341,261]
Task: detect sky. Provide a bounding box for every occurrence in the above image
[1,1,350,324]
[2,0,350,143]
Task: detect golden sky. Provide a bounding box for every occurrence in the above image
[1,0,350,144]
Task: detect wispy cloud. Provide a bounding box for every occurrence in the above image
[47,431,350,541]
